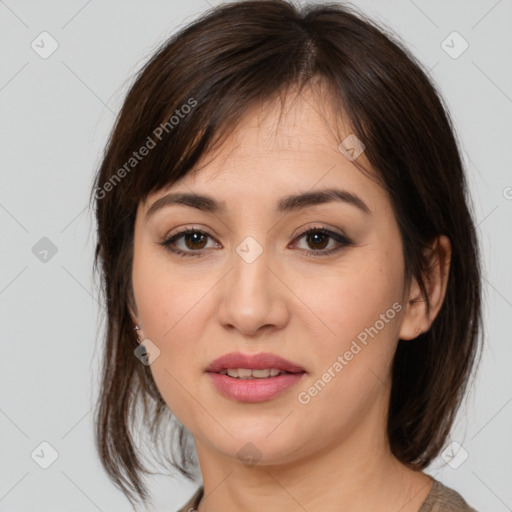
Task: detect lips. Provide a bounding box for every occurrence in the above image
[204,352,306,374]
[204,352,306,402]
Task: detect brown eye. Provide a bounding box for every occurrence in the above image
[293,228,352,257]
[159,229,218,257]
[182,231,208,250]
[305,231,330,250]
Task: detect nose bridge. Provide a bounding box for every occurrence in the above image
[218,234,288,334]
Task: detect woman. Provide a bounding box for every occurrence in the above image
[90,1,482,511]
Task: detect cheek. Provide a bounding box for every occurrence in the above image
[132,240,210,341]
[134,270,211,422]
[133,273,212,365]
[291,249,404,405]
[293,248,404,350]
[131,247,217,415]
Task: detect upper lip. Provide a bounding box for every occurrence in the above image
[205,352,306,374]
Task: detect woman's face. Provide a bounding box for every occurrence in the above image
[131,88,417,466]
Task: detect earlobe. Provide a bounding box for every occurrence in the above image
[398,235,452,341]
[128,300,145,343]
[398,291,428,341]
[133,323,144,343]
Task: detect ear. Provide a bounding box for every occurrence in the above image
[399,235,452,341]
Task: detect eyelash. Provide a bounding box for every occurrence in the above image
[158,226,352,258]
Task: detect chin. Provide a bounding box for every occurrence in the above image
[206,427,308,467]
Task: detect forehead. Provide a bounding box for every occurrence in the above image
[141,84,386,217]
[210,83,352,161]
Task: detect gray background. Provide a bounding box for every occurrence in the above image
[1,0,511,510]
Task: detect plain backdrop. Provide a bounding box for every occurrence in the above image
[1,0,511,510]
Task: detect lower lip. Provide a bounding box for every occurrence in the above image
[206,372,306,402]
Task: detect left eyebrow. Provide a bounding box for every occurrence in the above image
[144,186,372,223]
[276,188,372,215]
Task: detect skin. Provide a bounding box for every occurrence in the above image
[130,84,451,512]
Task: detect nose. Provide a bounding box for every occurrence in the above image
[216,243,290,337]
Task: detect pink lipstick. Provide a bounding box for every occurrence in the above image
[205,352,306,403]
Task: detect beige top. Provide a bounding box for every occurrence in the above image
[176,478,477,512]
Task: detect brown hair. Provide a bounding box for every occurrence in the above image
[90,0,482,508]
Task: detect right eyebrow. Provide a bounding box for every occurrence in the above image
[145,192,226,222]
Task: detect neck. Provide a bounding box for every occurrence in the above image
[193,408,433,512]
